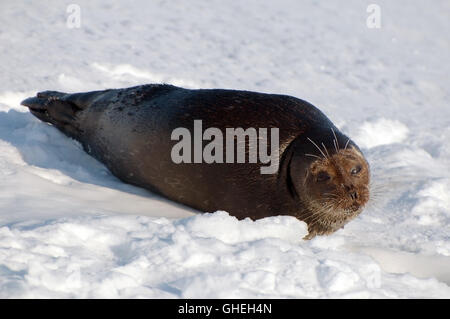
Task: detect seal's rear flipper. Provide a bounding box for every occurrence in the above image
[21,91,83,139]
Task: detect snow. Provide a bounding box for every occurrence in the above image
[353,118,410,149]
[0,0,449,298]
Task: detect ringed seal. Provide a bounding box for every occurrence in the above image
[22,84,370,239]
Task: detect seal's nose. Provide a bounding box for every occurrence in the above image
[343,184,358,200]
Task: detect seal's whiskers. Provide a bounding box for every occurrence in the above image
[305,153,322,160]
[331,127,340,152]
[344,138,350,150]
[321,142,330,158]
[307,137,327,159]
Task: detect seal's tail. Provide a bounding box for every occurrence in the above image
[21,91,83,139]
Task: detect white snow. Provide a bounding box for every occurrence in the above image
[353,118,410,149]
[0,0,449,298]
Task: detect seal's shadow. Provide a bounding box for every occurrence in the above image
[0,109,166,199]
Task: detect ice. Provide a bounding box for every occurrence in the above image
[0,0,448,298]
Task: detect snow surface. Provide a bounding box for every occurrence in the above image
[0,0,449,298]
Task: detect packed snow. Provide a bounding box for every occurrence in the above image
[0,0,449,298]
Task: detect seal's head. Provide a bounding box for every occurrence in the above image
[289,138,370,239]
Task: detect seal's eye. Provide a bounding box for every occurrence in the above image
[351,165,362,175]
[316,171,330,182]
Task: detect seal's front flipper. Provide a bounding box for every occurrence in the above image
[21,91,83,139]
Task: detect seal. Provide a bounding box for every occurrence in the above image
[21,84,370,239]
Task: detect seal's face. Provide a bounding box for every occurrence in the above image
[294,146,370,238]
